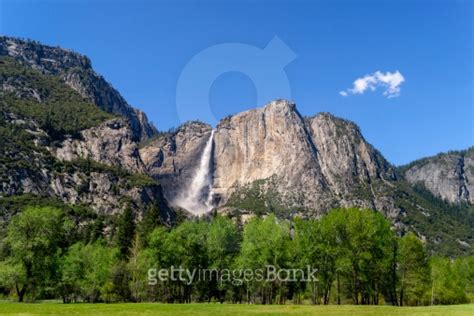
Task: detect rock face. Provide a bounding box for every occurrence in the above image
[308,113,394,192]
[0,36,157,141]
[403,148,474,204]
[52,117,146,173]
[0,38,171,223]
[212,101,332,213]
[0,111,172,222]
[142,100,399,217]
[140,122,212,204]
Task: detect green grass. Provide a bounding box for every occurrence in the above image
[0,302,472,316]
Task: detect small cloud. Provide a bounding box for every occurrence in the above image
[340,71,405,98]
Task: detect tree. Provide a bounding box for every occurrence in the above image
[319,208,396,305]
[59,241,117,303]
[3,201,471,305]
[207,215,240,302]
[430,256,468,305]
[106,261,131,302]
[0,261,26,301]
[147,221,209,303]
[59,243,85,303]
[128,234,156,302]
[147,226,171,302]
[398,233,431,306]
[138,203,161,247]
[207,216,240,269]
[237,215,291,304]
[292,218,329,304]
[454,256,474,298]
[5,206,66,301]
[147,226,169,267]
[116,207,136,259]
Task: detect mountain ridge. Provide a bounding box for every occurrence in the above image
[0,36,157,141]
[0,36,472,256]
[140,99,473,255]
[401,147,474,204]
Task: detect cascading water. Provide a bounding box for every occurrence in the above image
[174,130,215,215]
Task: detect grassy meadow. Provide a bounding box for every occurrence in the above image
[0,303,472,316]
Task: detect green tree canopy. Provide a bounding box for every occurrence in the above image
[398,232,431,306]
[5,206,67,301]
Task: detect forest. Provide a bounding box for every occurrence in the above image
[0,206,472,305]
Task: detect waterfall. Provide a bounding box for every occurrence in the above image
[174,130,215,215]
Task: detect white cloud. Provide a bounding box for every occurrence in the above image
[340,71,405,98]
[339,91,348,97]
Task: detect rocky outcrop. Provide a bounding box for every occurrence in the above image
[140,122,212,204]
[47,170,167,218]
[308,112,395,191]
[0,110,173,222]
[3,163,173,222]
[51,117,145,173]
[403,148,474,204]
[0,36,157,141]
[142,100,400,217]
[212,100,332,213]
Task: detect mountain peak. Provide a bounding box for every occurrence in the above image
[0,36,92,71]
[142,100,397,218]
[265,99,296,111]
[0,35,157,141]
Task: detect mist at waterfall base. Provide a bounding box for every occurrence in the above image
[173,130,216,216]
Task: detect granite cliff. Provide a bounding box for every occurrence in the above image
[1,36,472,255]
[402,148,473,204]
[141,100,399,217]
[140,100,473,254]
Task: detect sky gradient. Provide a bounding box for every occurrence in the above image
[1,0,472,165]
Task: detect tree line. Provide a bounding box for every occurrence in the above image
[0,206,472,305]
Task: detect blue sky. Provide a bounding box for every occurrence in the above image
[1,0,472,165]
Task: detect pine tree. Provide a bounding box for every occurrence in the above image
[138,203,161,246]
[116,207,135,259]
